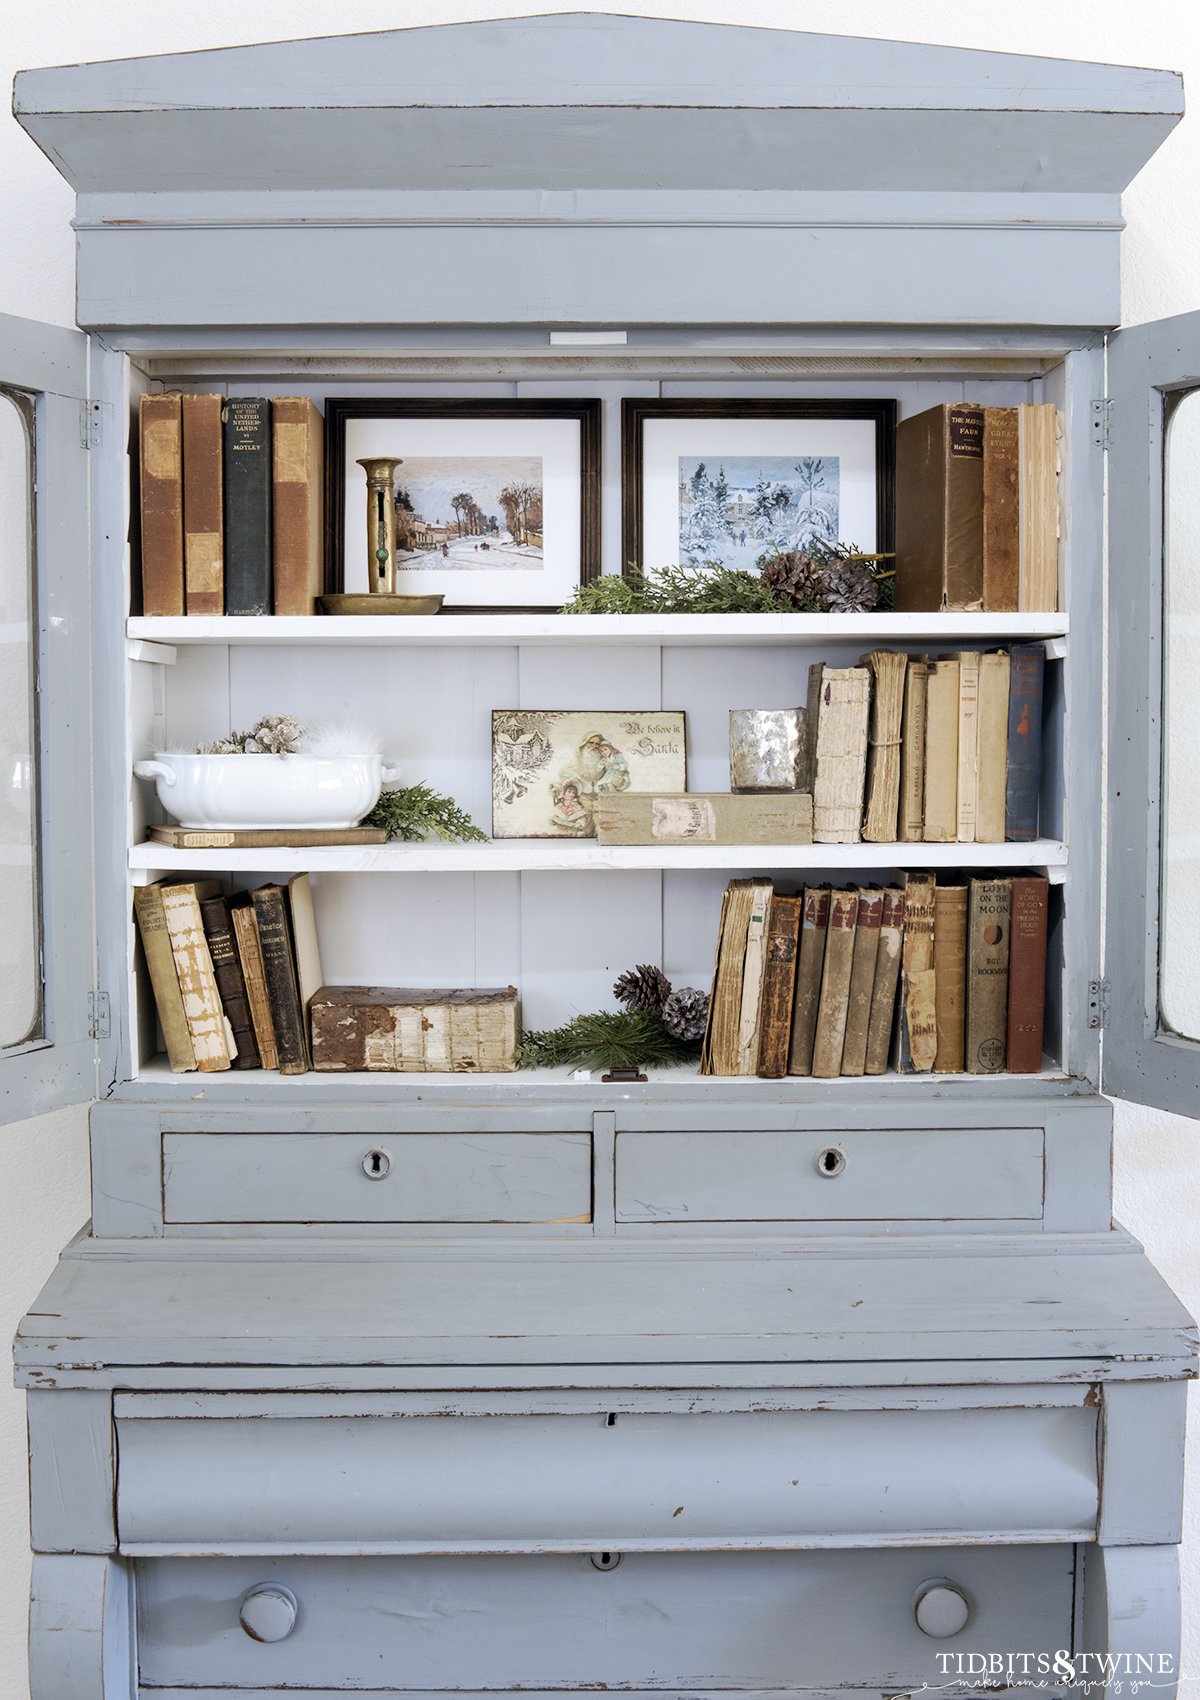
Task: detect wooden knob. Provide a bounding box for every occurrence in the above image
[914,1581,970,1638]
[239,1584,298,1643]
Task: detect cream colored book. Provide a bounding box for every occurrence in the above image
[922,658,960,843]
[898,658,929,844]
[976,650,1011,841]
[594,792,812,846]
[860,650,907,843]
[809,663,871,844]
[735,880,775,1075]
[161,880,231,1071]
[702,880,758,1076]
[287,872,324,1012]
[1018,402,1060,612]
[955,651,980,843]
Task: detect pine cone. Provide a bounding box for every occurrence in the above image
[760,549,827,610]
[613,964,673,1013]
[246,714,306,756]
[663,986,709,1043]
[817,561,880,614]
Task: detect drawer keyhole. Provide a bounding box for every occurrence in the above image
[816,1146,846,1178]
[590,1551,622,1571]
[362,1147,392,1180]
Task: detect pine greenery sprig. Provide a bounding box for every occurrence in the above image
[363,782,488,843]
[562,564,790,616]
[519,1010,700,1072]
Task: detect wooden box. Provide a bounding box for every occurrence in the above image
[310,986,520,1073]
[593,793,814,846]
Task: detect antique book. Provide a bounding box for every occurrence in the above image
[932,882,969,1074]
[200,893,261,1070]
[786,885,830,1077]
[230,899,278,1071]
[252,884,308,1074]
[922,658,960,843]
[966,876,1013,1074]
[894,402,985,611]
[181,392,224,615]
[735,880,775,1075]
[287,872,325,1021]
[138,392,184,616]
[860,650,907,843]
[1018,402,1060,612]
[955,651,981,843]
[898,658,929,844]
[160,879,231,1072]
[864,886,906,1076]
[981,405,1020,612]
[811,888,859,1079]
[1007,874,1050,1073]
[272,395,325,615]
[133,881,196,1073]
[311,986,520,1073]
[593,792,812,847]
[840,886,884,1077]
[755,894,802,1080]
[1005,644,1045,841]
[698,883,733,1076]
[223,396,272,615]
[976,650,1011,842]
[808,664,871,844]
[896,871,937,1073]
[147,825,388,849]
[701,879,761,1077]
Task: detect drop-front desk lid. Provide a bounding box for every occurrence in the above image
[13,1230,1196,1392]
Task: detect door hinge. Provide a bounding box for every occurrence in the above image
[80,399,101,449]
[1088,978,1110,1030]
[88,990,110,1040]
[1090,398,1112,450]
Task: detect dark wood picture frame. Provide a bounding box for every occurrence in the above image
[621,397,897,576]
[324,397,602,613]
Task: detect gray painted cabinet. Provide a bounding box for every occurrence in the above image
[6,14,1200,1698]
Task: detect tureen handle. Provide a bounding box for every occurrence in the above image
[133,760,176,787]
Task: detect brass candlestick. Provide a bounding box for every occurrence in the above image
[357,456,404,594]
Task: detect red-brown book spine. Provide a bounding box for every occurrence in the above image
[1006,875,1049,1073]
[756,894,802,1079]
[138,393,184,616]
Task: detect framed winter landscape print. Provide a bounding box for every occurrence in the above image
[622,398,895,576]
[492,710,687,839]
[326,398,601,611]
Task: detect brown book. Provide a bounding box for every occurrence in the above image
[1018,402,1060,613]
[840,887,884,1076]
[808,664,871,844]
[1006,875,1049,1073]
[895,403,985,612]
[160,880,230,1071]
[966,876,1013,1074]
[133,882,196,1072]
[923,658,960,843]
[860,651,907,843]
[976,651,1011,842]
[698,884,733,1076]
[956,651,980,844]
[200,894,261,1070]
[932,883,969,1073]
[230,899,278,1071]
[898,658,929,844]
[982,406,1019,612]
[181,393,224,615]
[787,885,830,1076]
[138,393,184,616]
[896,871,937,1072]
[252,884,309,1074]
[812,888,859,1079]
[701,879,760,1077]
[864,886,906,1076]
[756,895,802,1079]
[272,396,325,615]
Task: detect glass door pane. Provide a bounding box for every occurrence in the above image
[1162,393,1200,1041]
[0,388,39,1049]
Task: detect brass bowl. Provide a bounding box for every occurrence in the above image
[319,593,445,616]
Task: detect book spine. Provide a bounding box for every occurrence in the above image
[787,886,830,1076]
[943,404,985,610]
[252,885,308,1074]
[160,884,230,1071]
[860,651,905,843]
[133,884,196,1072]
[976,650,1011,842]
[698,885,732,1075]
[956,651,980,843]
[735,882,774,1075]
[181,393,224,615]
[982,406,1020,612]
[811,888,859,1079]
[932,883,968,1074]
[231,904,279,1071]
[922,658,960,843]
[812,667,871,844]
[223,397,272,615]
[966,877,1013,1073]
[1005,645,1045,841]
[200,895,261,1070]
[840,887,884,1076]
[897,872,937,1073]
[138,393,184,616]
[864,887,906,1076]
[1018,403,1061,613]
[756,895,801,1079]
[898,659,928,843]
[1006,875,1049,1073]
[272,396,325,615]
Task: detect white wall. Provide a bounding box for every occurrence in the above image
[1,4,1198,1694]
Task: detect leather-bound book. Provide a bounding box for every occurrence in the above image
[787,886,830,1077]
[230,899,278,1070]
[840,887,884,1076]
[1006,875,1050,1073]
[735,881,775,1075]
[1005,645,1045,841]
[982,406,1020,612]
[200,894,261,1070]
[895,402,985,611]
[133,882,196,1072]
[181,393,224,615]
[896,871,937,1072]
[756,894,802,1079]
[272,396,324,615]
[223,396,272,614]
[932,882,968,1073]
[966,876,1013,1074]
[808,663,871,844]
[252,884,309,1074]
[160,880,230,1071]
[701,879,760,1077]
[860,650,907,843]
[812,888,859,1079]
[955,651,980,843]
[898,658,929,843]
[1018,402,1060,612]
[864,886,906,1076]
[138,393,184,616]
[976,651,1011,842]
[922,658,960,843]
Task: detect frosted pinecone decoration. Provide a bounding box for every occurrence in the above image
[613,963,673,1014]
[663,986,709,1043]
[198,714,306,756]
[760,548,881,615]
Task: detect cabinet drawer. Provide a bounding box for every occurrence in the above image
[615,1126,1044,1222]
[136,1547,1075,1692]
[161,1132,591,1224]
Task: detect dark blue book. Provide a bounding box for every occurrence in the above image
[1005,645,1044,841]
[222,397,271,614]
